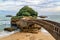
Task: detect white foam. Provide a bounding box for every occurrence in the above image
[0,30,19,37]
[41,28,49,33]
[0,28,49,38]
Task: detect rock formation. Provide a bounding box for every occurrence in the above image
[11,17,41,33]
[4,28,16,32]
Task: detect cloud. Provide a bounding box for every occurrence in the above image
[0,0,60,15]
[40,6,60,13]
[0,0,46,11]
[39,1,60,13]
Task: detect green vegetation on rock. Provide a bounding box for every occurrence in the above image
[11,16,23,19]
[10,6,40,33]
[16,6,38,17]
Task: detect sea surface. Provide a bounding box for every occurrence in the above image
[0,15,60,37]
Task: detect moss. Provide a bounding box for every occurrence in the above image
[11,16,23,19]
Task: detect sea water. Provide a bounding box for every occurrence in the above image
[0,16,20,37]
[46,15,60,23]
[0,15,60,37]
[0,17,11,31]
[0,16,14,37]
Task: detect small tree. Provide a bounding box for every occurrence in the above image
[22,12,30,16]
[16,6,38,17]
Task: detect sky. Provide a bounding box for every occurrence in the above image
[0,0,60,16]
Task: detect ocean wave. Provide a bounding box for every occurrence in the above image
[41,28,49,33]
[0,30,19,37]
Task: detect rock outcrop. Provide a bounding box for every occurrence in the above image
[11,17,41,33]
[16,20,41,33]
[4,28,16,32]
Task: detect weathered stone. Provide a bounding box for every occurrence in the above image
[4,28,16,32]
[16,20,41,33]
[11,17,41,33]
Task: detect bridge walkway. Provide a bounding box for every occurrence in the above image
[25,19,60,40]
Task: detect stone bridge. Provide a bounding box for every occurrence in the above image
[22,19,60,40]
[11,19,60,40]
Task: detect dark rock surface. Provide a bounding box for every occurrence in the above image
[4,28,16,32]
[11,17,41,33]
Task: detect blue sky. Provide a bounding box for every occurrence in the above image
[0,0,60,16]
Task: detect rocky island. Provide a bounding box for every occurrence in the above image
[1,6,55,40]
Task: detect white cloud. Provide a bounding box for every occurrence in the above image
[0,0,60,15]
[0,0,46,11]
[24,0,44,4]
[40,6,60,13]
[0,1,25,11]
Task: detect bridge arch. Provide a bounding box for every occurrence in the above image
[12,19,60,40]
[27,20,60,40]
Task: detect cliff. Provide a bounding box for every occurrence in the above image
[11,16,41,33]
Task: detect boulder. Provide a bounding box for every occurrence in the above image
[4,28,16,32]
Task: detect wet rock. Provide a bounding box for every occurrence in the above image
[4,28,16,32]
